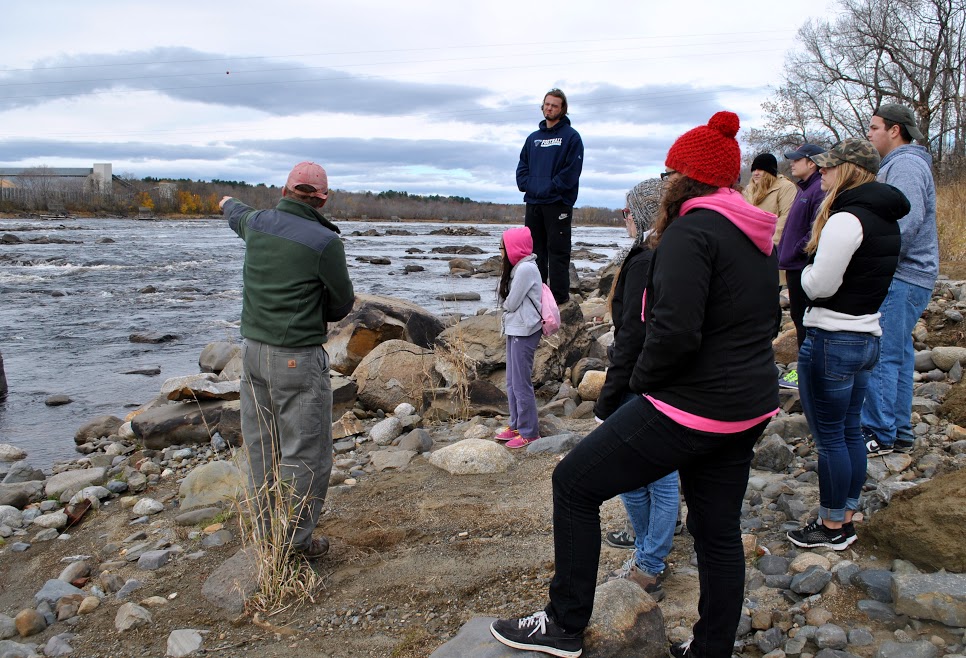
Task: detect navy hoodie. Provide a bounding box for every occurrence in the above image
[516,116,584,206]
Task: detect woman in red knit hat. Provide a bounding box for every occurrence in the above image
[491,112,781,658]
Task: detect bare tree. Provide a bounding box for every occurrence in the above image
[753,0,966,172]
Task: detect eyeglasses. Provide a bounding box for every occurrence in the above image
[621,208,631,219]
[660,170,677,181]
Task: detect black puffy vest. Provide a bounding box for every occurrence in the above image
[808,182,906,315]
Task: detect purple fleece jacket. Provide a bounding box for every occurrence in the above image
[776,171,826,271]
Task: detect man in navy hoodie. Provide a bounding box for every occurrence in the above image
[862,104,939,455]
[516,88,584,304]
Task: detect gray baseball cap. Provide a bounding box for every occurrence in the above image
[809,138,881,175]
[874,104,924,141]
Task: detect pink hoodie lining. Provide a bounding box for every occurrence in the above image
[645,395,777,433]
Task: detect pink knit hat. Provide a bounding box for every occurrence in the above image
[665,112,741,188]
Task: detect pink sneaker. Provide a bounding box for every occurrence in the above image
[495,427,520,441]
[506,436,538,449]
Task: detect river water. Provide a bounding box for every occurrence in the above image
[0,216,624,469]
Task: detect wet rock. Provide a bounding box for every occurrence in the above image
[892,572,966,626]
[44,395,72,407]
[115,602,153,631]
[129,332,178,344]
[429,439,515,475]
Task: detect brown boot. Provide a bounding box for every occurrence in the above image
[299,536,330,561]
[607,559,666,601]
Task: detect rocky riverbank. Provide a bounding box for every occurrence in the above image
[1,264,965,658]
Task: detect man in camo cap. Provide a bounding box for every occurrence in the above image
[862,104,939,456]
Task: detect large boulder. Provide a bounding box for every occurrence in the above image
[436,302,589,385]
[45,467,107,499]
[424,379,509,421]
[0,481,44,509]
[131,400,229,449]
[326,294,446,375]
[199,342,242,374]
[353,340,442,413]
[863,468,966,571]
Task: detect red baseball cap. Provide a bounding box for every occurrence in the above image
[285,161,328,199]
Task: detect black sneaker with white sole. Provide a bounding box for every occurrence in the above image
[787,518,851,550]
[892,438,915,453]
[669,638,693,658]
[863,428,893,456]
[490,611,583,657]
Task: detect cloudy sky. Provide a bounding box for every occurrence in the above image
[0,0,836,208]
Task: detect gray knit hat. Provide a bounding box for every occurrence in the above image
[626,178,664,247]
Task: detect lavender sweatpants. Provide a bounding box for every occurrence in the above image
[506,330,542,439]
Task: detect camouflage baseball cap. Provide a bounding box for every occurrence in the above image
[809,138,881,175]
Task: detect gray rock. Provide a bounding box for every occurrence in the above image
[57,560,90,583]
[43,633,75,657]
[0,639,34,658]
[397,429,433,453]
[44,467,107,499]
[2,461,45,484]
[130,399,230,449]
[0,481,44,508]
[0,444,28,462]
[115,602,152,632]
[834,562,861,587]
[914,351,936,372]
[370,450,416,471]
[115,579,143,600]
[582,578,668,658]
[34,580,84,606]
[428,617,520,657]
[199,342,241,374]
[428,439,515,475]
[161,373,240,402]
[875,640,939,658]
[132,498,164,516]
[764,574,793,589]
[73,415,122,444]
[369,417,403,446]
[815,623,847,650]
[930,346,966,371]
[200,529,233,548]
[201,548,259,613]
[857,599,899,623]
[848,628,874,646]
[752,435,795,472]
[0,505,23,528]
[851,569,894,603]
[791,565,832,595]
[174,507,222,526]
[757,627,785,653]
[785,634,807,657]
[166,629,205,658]
[9,542,30,552]
[106,480,129,494]
[0,614,15,640]
[525,433,580,454]
[815,651,860,658]
[45,395,72,407]
[137,550,172,570]
[893,572,966,626]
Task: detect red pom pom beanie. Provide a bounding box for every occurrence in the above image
[665,111,741,188]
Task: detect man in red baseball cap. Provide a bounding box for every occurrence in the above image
[219,161,353,561]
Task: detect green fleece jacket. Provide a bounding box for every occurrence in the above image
[225,196,354,346]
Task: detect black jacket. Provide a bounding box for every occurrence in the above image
[594,245,652,420]
[630,209,780,421]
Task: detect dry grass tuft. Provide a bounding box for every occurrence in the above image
[936,178,966,262]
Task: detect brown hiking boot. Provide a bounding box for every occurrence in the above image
[607,558,666,601]
[299,536,330,561]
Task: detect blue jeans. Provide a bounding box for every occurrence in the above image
[798,329,879,522]
[617,394,680,575]
[241,338,333,552]
[547,395,766,658]
[861,279,932,446]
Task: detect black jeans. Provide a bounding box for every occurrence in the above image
[546,395,766,658]
[524,201,572,303]
[785,268,808,349]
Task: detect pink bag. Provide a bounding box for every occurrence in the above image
[537,283,561,336]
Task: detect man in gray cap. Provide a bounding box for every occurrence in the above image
[862,104,939,455]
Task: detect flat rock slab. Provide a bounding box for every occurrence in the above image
[202,548,259,614]
[370,450,417,471]
[893,572,966,626]
[45,467,107,499]
[35,579,84,606]
[429,617,518,657]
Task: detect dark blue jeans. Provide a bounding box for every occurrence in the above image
[798,328,879,522]
[546,396,766,658]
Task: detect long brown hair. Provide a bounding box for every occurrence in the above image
[747,171,778,207]
[805,162,876,255]
[498,240,512,300]
[647,176,719,249]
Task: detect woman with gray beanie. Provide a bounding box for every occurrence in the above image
[594,178,679,603]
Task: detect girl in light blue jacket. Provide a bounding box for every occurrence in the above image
[495,227,543,448]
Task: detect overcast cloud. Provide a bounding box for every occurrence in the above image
[0,0,837,207]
